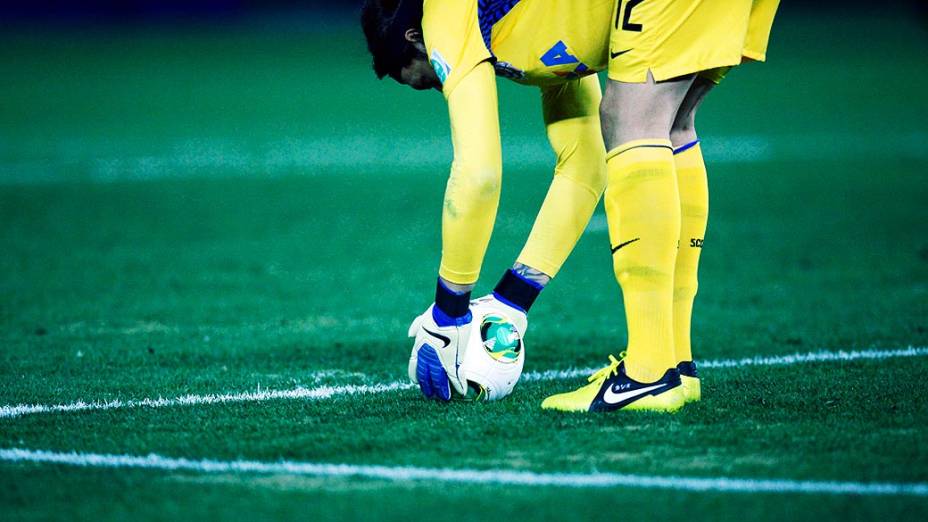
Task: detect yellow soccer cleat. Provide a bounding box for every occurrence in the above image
[541,354,685,413]
[677,361,701,403]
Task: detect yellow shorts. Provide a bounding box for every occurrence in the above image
[608,0,776,84]
[699,0,780,84]
[743,0,780,62]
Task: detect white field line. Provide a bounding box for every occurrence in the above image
[520,346,928,382]
[1,448,926,496]
[0,382,415,419]
[1,346,926,420]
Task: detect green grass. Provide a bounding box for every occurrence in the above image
[2,8,928,522]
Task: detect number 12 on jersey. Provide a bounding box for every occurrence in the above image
[615,0,644,32]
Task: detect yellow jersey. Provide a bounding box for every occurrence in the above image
[422,0,615,95]
[422,0,779,94]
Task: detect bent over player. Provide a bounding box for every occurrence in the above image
[360,0,778,412]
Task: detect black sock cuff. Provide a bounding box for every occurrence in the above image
[435,279,471,318]
[493,269,542,313]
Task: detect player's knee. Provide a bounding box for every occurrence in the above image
[598,96,618,146]
[599,90,675,151]
[670,115,698,149]
[598,87,627,147]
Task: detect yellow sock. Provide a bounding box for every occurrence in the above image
[673,141,708,364]
[604,139,680,383]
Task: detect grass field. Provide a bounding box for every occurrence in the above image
[2,7,928,521]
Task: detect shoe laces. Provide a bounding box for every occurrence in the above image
[588,352,626,383]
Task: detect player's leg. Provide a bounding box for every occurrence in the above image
[542,74,694,413]
[602,0,751,393]
[670,0,781,401]
[543,0,754,413]
[601,73,693,386]
[669,75,716,403]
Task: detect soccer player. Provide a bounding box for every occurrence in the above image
[361,0,778,410]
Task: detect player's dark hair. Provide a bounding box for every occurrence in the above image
[360,0,424,80]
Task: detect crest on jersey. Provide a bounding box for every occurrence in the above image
[430,49,451,84]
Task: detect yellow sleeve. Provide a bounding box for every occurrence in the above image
[422,0,493,98]
[516,75,607,277]
[438,61,502,285]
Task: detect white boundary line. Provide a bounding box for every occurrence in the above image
[520,346,928,382]
[1,448,925,497]
[0,382,414,419]
[1,346,926,420]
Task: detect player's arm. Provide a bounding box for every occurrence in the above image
[406,60,501,401]
[515,75,607,278]
[438,60,502,286]
[467,77,604,347]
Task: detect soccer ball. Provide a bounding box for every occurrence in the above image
[455,302,525,401]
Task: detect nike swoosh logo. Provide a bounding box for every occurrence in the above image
[610,49,632,59]
[603,383,665,405]
[611,237,640,254]
[422,327,451,349]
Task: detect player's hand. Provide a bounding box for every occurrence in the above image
[407,304,472,401]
